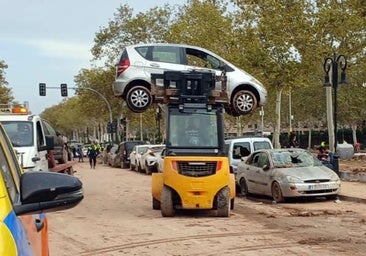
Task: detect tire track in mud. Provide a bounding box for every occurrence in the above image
[78,231,285,255]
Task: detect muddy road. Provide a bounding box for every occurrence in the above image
[48,162,366,255]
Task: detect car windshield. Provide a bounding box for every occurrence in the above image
[138,146,149,154]
[151,146,164,153]
[271,150,322,168]
[1,121,34,147]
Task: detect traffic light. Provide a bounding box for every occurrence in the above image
[39,83,46,96]
[60,83,68,97]
[107,122,112,133]
[111,120,117,133]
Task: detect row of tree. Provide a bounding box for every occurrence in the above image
[1,0,365,147]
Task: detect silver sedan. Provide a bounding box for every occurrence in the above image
[236,148,340,203]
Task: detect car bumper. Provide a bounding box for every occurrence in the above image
[112,80,126,97]
[280,181,340,197]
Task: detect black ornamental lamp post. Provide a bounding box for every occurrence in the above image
[323,53,347,175]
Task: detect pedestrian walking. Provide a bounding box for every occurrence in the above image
[77,145,84,162]
[87,142,99,169]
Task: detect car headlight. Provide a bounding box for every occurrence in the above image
[285,176,303,183]
[329,172,340,183]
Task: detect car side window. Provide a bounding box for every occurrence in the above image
[186,48,221,70]
[232,142,250,159]
[36,121,45,147]
[150,46,181,64]
[257,152,269,168]
[253,141,272,150]
[135,46,149,58]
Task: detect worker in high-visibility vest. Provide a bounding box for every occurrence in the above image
[87,141,100,169]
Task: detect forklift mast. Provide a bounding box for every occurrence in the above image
[151,70,229,156]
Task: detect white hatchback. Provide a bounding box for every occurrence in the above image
[113,43,267,116]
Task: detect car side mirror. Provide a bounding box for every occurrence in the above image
[39,135,55,151]
[13,171,83,215]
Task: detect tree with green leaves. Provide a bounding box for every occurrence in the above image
[0,60,13,104]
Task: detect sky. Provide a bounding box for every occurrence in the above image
[0,0,185,115]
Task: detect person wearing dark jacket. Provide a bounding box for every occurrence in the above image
[287,133,299,148]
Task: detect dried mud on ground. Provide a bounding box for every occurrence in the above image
[340,158,366,173]
[48,161,366,256]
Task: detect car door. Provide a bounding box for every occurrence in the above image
[245,151,269,194]
[185,46,231,88]
[0,124,48,255]
[142,45,188,80]
[254,152,272,194]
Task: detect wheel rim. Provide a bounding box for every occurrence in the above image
[236,93,254,112]
[272,182,283,202]
[130,89,150,108]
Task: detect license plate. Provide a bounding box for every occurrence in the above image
[308,183,331,190]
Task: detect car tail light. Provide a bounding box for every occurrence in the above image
[116,58,130,77]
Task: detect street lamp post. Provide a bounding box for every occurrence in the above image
[259,106,264,137]
[323,53,347,176]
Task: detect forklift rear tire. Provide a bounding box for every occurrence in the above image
[152,197,161,210]
[161,186,175,217]
[217,187,230,217]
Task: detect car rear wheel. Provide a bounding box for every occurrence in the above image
[216,187,230,217]
[231,90,257,115]
[126,85,152,113]
[161,186,175,217]
[239,178,249,197]
[271,181,285,203]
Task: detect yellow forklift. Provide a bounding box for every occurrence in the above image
[151,71,235,217]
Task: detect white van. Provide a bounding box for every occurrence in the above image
[225,136,273,176]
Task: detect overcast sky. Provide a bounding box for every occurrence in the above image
[0,0,185,115]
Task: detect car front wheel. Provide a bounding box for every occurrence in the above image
[126,85,152,113]
[271,181,285,203]
[231,90,257,115]
[239,178,249,197]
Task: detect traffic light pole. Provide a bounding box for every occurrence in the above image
[75,87,113,143]
[39,83,113,143]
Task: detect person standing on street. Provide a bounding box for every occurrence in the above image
[286,133,299,148]
[87,142,99,169]
[77,145,84,162]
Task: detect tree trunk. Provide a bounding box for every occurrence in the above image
[273,88,282,149]
[352,124,358,144]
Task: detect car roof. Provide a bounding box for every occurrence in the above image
[125,43,225,62]
[225,137,272,143]
[256,148,307,153]
[127,43,210,51]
